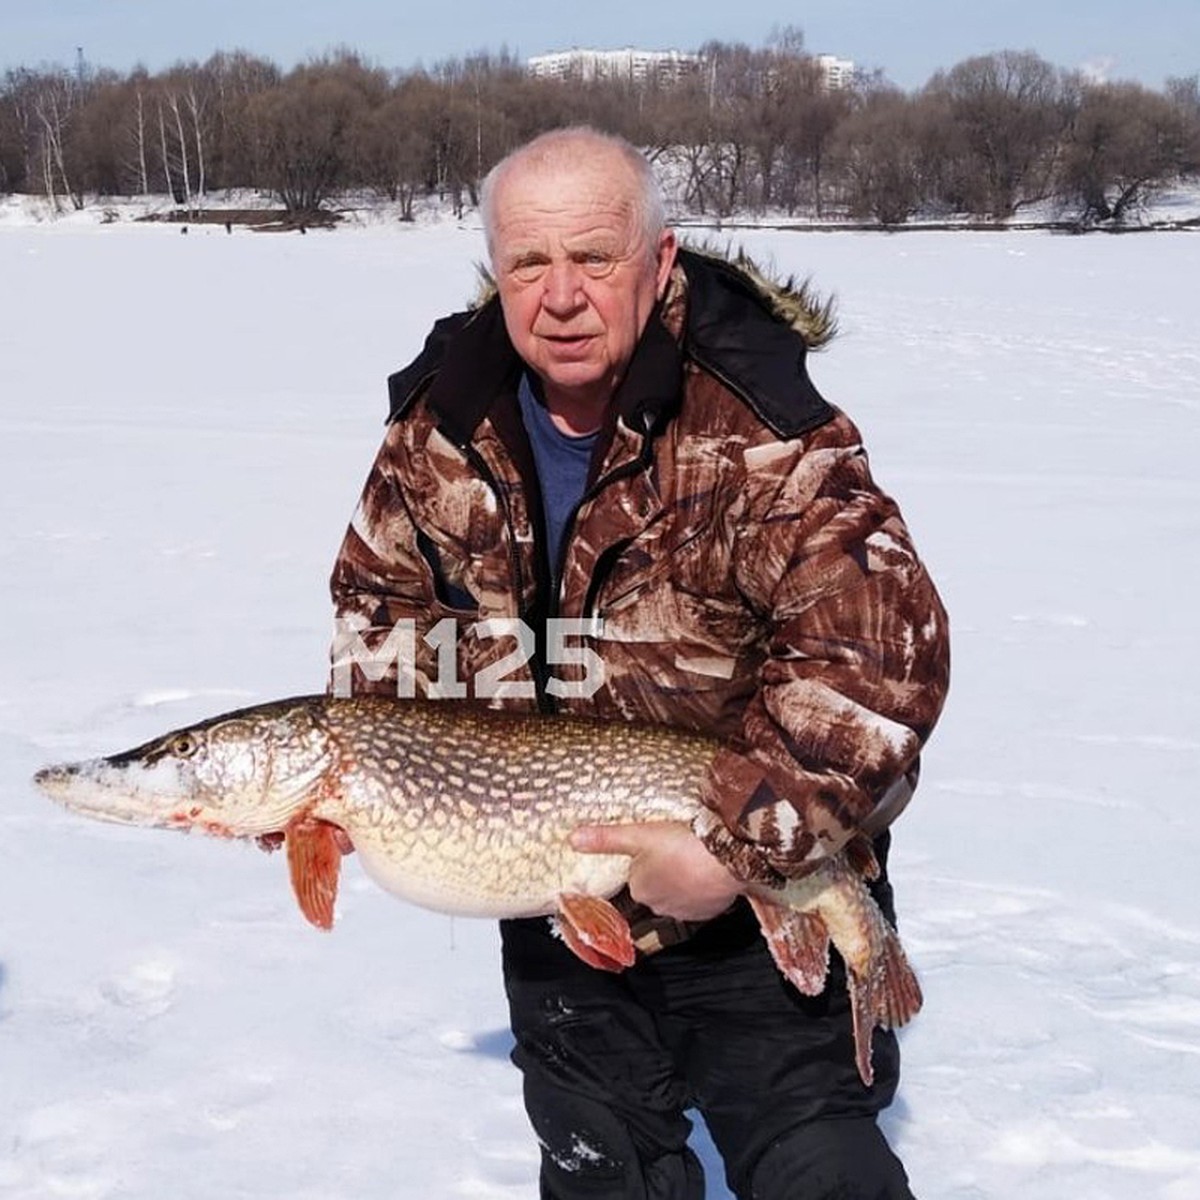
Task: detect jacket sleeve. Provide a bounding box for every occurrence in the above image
[327,420,443,699]
[695,409,950,883]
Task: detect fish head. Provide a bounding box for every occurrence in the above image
[34,699,337,840]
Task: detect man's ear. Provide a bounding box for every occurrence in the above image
[655,229,679,300]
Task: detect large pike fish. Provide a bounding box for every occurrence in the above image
[33,696,921,1085]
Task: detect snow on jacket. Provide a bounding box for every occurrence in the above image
[329,247,950,902]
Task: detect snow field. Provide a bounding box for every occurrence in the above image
[1,219,1199,1197]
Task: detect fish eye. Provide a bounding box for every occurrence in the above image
[169,733,200,759]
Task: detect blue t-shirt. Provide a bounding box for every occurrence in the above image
[517,375,599,579]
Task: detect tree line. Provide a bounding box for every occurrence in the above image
[2,37,1198,229]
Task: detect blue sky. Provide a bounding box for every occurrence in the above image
[1,0,1195,90]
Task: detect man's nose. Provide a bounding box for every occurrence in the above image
[541,261,586,315]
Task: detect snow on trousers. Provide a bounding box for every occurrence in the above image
[501,842,915,1200]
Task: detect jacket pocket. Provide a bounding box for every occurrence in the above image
[415,527,479,613]
[594,518,714,615]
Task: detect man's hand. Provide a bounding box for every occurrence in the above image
[569,821,742,922]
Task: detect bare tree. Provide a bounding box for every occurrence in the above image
[1,69,41,194]
[185,80,208,200]
[31,70,84,210]
[926,50,1069,218]
[778,64,852,216]
[424,52,535,213]
[164,91,193,206]
[1165,74,1200,173]
[1059,81,1195,226]
[1166,73,1200,116]
[250,59,376,216]
[358,76,439,218]
[205,51,281,192]
[833,89,925,225]
[131,83,150,194]
[661,41,753,218]
[2,39,1197,227]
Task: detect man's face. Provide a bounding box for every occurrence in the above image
[490,154,677,418]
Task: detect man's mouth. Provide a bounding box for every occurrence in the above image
[542,332,598,354]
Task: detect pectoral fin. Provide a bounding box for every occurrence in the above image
[555,894,636,972]
[286,816,344,930]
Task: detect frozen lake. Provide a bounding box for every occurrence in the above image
[1,217,1199,1198]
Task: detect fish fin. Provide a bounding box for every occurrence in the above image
[747,895,831,995]
[845,917,924,1088]
[845,834,880,881]
[555,894,636,972]
[285,817,343,931]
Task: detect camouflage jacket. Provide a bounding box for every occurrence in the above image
[329,249,950,934]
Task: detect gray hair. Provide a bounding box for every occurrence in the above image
[480,127,666,260]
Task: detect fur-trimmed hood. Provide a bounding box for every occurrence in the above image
[390,243,836,440]
[671,243,836,350]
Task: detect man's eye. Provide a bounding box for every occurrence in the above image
[510,258,547,283]
[580,253,616,278]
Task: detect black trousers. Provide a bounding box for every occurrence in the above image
[501,867,915,1200]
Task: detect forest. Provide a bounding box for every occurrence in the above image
[3,35,1198,229]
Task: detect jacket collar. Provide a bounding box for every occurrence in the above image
[386,249,833,442]
[412,295,684,448]
[677,249,833,438]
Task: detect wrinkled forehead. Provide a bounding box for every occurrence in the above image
[490,155,646,252]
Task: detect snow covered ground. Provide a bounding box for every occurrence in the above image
[1,216,1198,1199]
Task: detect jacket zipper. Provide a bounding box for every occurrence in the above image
[455,422,654,712]
[551,455,647,612]
[547,430,657,702]
[456,439,553,710]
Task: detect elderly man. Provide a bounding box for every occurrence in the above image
[330,127,948,1200]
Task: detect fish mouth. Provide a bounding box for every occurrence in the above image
[33,762,88,803]
[33,762,279,842]
[33,764,66,789]
[33,761,173,827]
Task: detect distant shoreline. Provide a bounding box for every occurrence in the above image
[5,195,1200,236]
[677,217,1200,235]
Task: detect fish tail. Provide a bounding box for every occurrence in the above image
[753,860,924,1089]
[845,912,923,1087]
